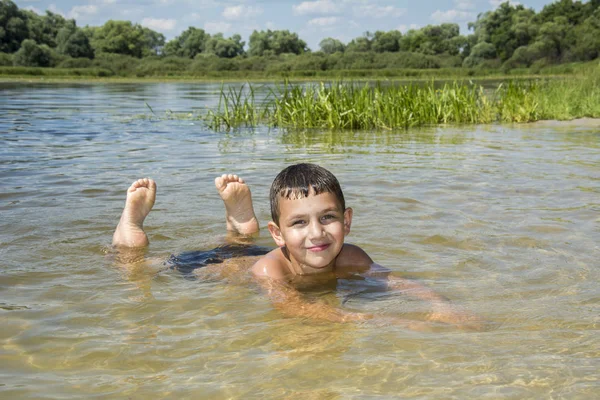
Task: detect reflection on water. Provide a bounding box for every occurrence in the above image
[0,82,599,399]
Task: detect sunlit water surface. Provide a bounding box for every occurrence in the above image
[1,82,599,399]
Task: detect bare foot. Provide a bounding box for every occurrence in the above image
[215,174,259,235]
[112,178,157,247]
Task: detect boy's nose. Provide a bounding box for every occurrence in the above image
[308,221,325,238]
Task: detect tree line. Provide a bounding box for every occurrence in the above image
[1,0,599,75]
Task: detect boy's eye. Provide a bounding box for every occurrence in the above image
[321,214,336,222]
[292,220,306,226]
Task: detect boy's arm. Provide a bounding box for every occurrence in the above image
[368,264,485,330]
[254,276,433,330]
[342,245,485,330]
[252,253,433,329]
[255,276,373,323]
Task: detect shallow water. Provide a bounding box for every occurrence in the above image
[1,81,599,399]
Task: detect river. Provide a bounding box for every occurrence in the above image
[0,81,598,398]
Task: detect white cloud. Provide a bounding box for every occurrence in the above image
[431,9,475,23]
[142,18,177,31]
[455,0,475,9]
[68,5,98,19]
[293,0,339,16]
[489,0,520,7]
[353,5,406,19]
[308,17,339,27]
[102,0,117,4]
[24,6,43,14]
[47,4,66,17]
[204,21,231,33]
[223,5,263,20]
[397,24,419,33]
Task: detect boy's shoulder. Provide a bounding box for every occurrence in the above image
[251,248,289,280]
[335,243,373,273]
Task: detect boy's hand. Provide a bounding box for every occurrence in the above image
[428,302,488,331]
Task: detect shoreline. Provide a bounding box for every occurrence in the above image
[0,73,574,85]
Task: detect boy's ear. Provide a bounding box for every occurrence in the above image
[267,221,286,247]
[343,207,353,235]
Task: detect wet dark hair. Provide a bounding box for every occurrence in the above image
[270,163,345,224]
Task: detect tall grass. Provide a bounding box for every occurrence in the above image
[205,73,600,131]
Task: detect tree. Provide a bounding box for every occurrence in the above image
[163,27,209,58]
[469,2,535,61]
[346,32,372,52]
[23,10,67,48]
[204,33,244,58]
[572,7,600,60]
[462,41,496,67]
[0,0,29,52]
[142,26,165,55]
[56,21,94,59]
[319,37,345,54]
[421,24,462,55]
[13,38,53,66]
[536,16,572,61]
[248,29,308,56]
[399,29,426,53]
[371,30,401,53]
[90,20,164,58]
[535,0,591,26]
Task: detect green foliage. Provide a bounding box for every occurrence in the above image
[1,0,600,75]
[572,8,600,60]
[163,27,209,58]
[13,38,57,66]
[0,0,29,52]
[91,52,140,75]
[56,21,94,59]
[346,33,372,53]
[0,65,112,77]
[248,29,307,56]
[23,10,68,47]
[204,33,244,58]
[135,56,190,77]
[399,24,466,56]
[57,57,93,68]
[204,71,600,131]
[89,20,164,58]
[319,37,345,54]
[0,51,12,65]
[463,42,497,67]
[205,84,263,129]
[372,30,402,53]
[470,2,536,61]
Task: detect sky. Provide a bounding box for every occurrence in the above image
[14,0,556,50]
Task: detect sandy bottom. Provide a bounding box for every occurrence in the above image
[531,117,600,127]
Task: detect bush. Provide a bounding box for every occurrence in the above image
[57,57,94,68]
[135,56,191,76]
[92,52,141,75]
[13,39,59,67]
[0,52,13,66]
[188,54,238,72]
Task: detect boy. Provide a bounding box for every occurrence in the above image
[113,164,483,329]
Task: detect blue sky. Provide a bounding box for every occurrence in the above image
[15,0,555,50]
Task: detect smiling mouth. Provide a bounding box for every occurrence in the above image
[307,244,330,252]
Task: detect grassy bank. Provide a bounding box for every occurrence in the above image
[203,74,600,130]
[1,61,598,83]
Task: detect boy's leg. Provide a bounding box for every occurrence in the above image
[112,178,157,248]
[214,174,259,235]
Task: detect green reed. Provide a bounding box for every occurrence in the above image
[203,73,600,131]
[205,83,267,130]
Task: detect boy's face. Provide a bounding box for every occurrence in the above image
[268,189,352,274]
